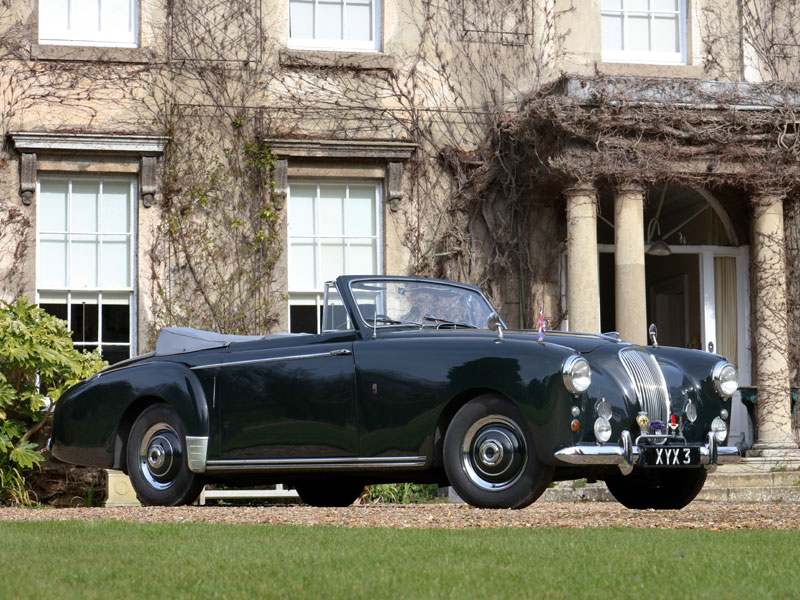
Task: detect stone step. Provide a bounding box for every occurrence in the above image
[704,471,800,488]
[540,473,800,503]
[696,485,800,503]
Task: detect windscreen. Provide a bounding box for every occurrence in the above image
[348,280,496,329]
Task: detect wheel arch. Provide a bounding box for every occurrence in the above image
[110,362,211,471]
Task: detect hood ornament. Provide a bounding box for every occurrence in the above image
[648,323,658,347]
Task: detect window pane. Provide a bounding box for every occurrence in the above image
[71,235,99,288]
[100,345,130,365]
[602,0,622,8]
[71,180,99,233]
[346,3,372,41]
[39,180,68,232]
[40,234,67,288]
[290,0,315,38]
[102,181,130,233]
[348,185,375,236]
[70,0,100,30]
[40,302,68,322]
[101,235,130,288]
[349,239,375,274]
[627,0,649,11]
[628,15,650,51]
[102,303,130,343]
[653,16,678,53]
[654,0,677,10]
[71,301,99,343]
[289,241,316,289]
[290,304,319,334]
[318,0,343,40]
[289,184,316,236]
[100,0,132,34]
[318,185,345,236]
[38,0,69,39]
[320,240,345,283]
[602,15,623,51]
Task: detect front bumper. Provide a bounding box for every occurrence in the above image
[554,431,741,472]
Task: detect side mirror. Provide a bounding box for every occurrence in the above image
[488,312,504,340]
[648,323,658,347]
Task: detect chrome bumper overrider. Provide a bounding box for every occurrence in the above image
[554,431,741,473]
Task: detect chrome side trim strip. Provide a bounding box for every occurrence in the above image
[191,348,353,371]
[205,456,427,472]
[185,436,209,473]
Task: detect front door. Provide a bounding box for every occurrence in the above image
[217,337,359,459]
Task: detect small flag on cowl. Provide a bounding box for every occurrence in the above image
[538,305,546,342]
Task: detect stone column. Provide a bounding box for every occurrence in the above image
[564,183,600,333]
[750,190,797,455]
[614,183,647,346]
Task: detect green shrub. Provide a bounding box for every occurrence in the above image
[360,483,440,504]
[0,298,105,505]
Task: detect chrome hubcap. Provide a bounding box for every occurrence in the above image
[139,423,182,490]
[461,415,527,491]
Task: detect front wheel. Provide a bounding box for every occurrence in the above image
[126,404,204,506]
[605,468,707,510]
[443,395,553,509]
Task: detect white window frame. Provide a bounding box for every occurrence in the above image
[601,0,686,65]
[288,0,381,52]
[287,179,383,333]
[38,0,140,48]
[35,175,138,362]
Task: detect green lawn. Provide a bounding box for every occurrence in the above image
[1,521,797,599]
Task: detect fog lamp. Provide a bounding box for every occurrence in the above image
[685,400,697,423]
[596,400,612,420]
[711,416,727,443]
[594,418,612,444]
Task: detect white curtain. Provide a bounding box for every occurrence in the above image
[714,256,738,366]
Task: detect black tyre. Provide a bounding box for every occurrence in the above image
[443,395,553,509]
[295,480,365,507]
[605,467,707,510]
[126,404,204,506]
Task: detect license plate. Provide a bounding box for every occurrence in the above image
[641,446,700,467]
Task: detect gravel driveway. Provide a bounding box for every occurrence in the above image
[2,501,799,530]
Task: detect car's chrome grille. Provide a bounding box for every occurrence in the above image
[619,347,669,422]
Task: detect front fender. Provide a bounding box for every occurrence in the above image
[51,360,210,469]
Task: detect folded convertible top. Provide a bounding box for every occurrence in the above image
[154,327,305,355]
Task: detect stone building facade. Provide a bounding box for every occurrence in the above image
[0,0,798,455]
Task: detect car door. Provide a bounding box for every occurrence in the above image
[217,335,358,460]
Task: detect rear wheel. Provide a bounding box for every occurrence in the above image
[126,404,204,506]
[443,395,553,509]
[605,467,707,510]
[295,480,365,507]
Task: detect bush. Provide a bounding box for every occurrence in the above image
[0,298,105,505]
[360,483,440,504]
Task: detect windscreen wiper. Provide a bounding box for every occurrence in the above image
[424,314,476,329]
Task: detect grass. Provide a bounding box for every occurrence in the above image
[1,521,799,599]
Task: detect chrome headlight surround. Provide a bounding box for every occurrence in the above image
[712,361,738,398]
[562,355,591,395]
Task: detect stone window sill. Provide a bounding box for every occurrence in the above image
[597,61,705,79]
[30,44,151,64]
[279,48,395,71]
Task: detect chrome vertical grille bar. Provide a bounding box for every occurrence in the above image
[619,348,670,422]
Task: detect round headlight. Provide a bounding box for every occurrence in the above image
[594,418,612,444]
[685,400,697,423]
[562,355,591,395]
[712,361,738,398]
[711,416,727,443]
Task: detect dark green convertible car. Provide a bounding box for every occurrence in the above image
[50,275,740,509]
